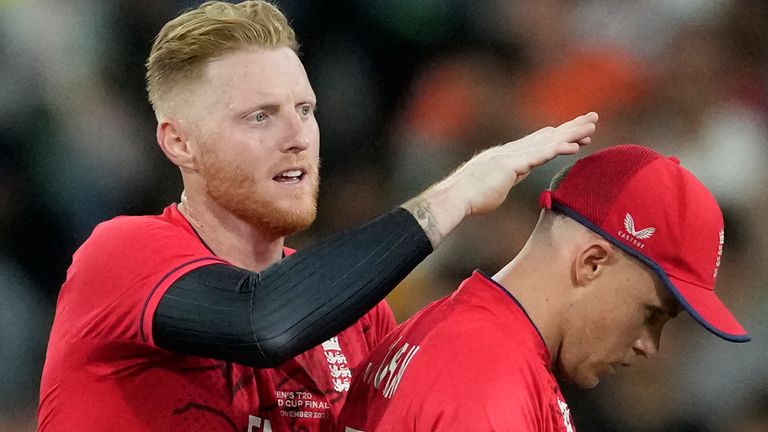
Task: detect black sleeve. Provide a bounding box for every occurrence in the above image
[152,207,431,367]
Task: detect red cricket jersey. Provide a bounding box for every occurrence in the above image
[38,204,396,432]
[336,271,576,432]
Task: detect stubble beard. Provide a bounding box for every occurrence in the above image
[198,148,319,239]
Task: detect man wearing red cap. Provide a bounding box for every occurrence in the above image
[336,144,750,432]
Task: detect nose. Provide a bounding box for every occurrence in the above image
[632,327,661,359]
[281,111,311,153]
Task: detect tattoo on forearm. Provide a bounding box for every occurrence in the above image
[402,197,442,247]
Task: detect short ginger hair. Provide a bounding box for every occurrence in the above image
[145,1,297,118]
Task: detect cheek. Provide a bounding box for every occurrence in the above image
[229,133,274,166]
[584,306,642,350]
[605,316,647,353]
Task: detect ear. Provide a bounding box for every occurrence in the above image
[156,118,199,171]
[573,238,614,287]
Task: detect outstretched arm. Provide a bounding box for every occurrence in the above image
[152,112,599,366]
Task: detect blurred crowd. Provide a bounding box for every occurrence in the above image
[1,0,766,430]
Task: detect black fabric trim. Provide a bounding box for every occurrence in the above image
[153,207,432,367]
[139,256,221,342]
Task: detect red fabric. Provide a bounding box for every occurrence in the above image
[544,144,747,340]
[337,271,576,432]
[550,144,659,227]
[38,204,396,431]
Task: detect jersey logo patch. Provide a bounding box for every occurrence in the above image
[322,337,352,392]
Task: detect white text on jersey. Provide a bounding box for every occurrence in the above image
[362,336,420,399]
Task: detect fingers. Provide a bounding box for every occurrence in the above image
[527,112,599,141]
[556,112,599,130]
[556,122,597,147]
[418,111,598,223]
[554,142,582,156]
[523,115,598,165]
[525,143,580,169]
[486,111,599,174]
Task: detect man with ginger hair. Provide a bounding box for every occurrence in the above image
[38,1,598,431]
[337,145,750,431]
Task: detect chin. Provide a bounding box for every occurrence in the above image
[564,373,600,390]
[247,201,317,237]
[578,377,601,389]
[278,206,317,234]
[556,364,600,390]
[209,190,318,238]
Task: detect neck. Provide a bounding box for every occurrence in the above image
[492,244,568,363]
[177,190,285,272]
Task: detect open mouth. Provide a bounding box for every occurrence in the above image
[273,169,305,185]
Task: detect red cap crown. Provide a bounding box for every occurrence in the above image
[540,144,748,342]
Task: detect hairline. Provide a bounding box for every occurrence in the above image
[147,0,299,119]
[155,44,297,121]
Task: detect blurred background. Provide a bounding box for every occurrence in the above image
[1,0,766,430]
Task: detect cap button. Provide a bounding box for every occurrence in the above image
[669,155,681,165]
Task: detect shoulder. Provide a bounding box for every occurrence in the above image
[74,209,199,263]
[87,212,184,248]
[348,297,554,430]
[386,328,547,430]
[391,311,548,396]
[399,323,549,428]
[65,208,214,290]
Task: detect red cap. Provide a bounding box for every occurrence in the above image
[540,144,749,342]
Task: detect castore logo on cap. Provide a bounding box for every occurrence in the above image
[623,213,656,240]
[617,213,655,249]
